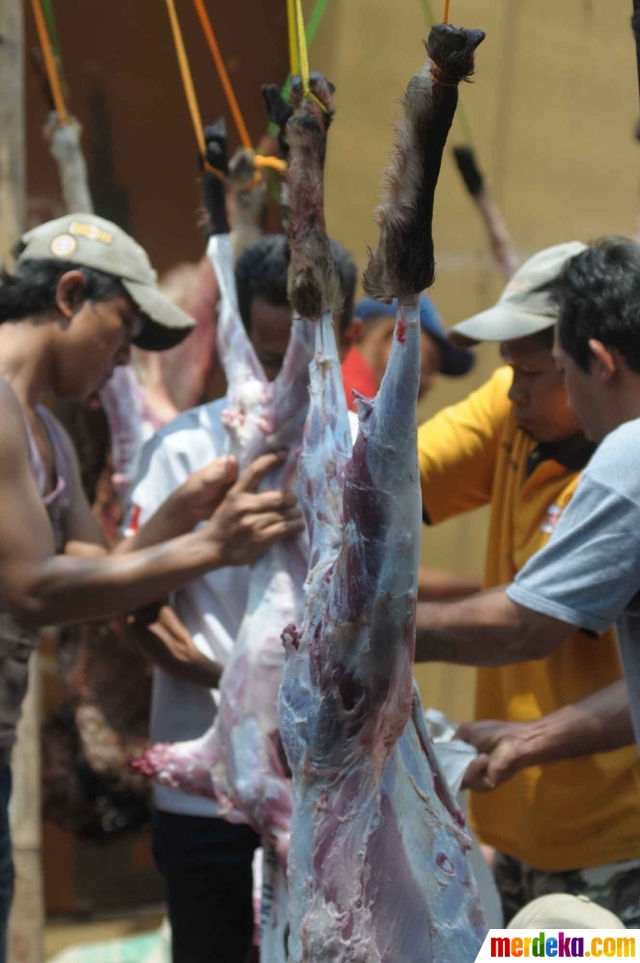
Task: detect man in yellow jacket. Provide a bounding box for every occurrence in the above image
[418,242,640,925]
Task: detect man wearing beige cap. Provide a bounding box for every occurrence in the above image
[415,241,640,925]
[0,214,304,961]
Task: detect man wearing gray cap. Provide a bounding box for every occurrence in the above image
[0,214,304,961]
[415,241,640,925]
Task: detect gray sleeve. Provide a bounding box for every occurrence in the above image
[507,475,640,632]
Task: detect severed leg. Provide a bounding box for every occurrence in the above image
[453,145,519,280]
[363,24,485,301]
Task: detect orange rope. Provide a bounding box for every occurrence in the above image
[164,0,225,177]
[443,0,451,22]
[191,0,253,150]
[30,0,69,124]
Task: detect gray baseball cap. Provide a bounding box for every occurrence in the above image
[449,241,587,346]
[17,214,195,351]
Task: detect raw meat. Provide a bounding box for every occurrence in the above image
[280,24,488,962]
[134,75,340,958]
[134,226,310,838]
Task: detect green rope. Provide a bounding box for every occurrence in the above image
[420,0,436,27]
[281,0,330,98]
[417,0,475,147]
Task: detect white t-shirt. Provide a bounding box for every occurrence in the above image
[129,397,359,817]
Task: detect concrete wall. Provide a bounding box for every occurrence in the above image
[312,0,640,719]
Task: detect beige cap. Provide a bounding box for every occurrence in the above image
[508,894,626,930]
[449,242,587,347]
[17,214,195,351]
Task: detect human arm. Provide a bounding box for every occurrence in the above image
[115,454,242,554]
[414,588,574,665]
[0,384,303,628]
[127,602,222,688]
[62,408,295,559]
[417,565,481,602]
[457,679,635,792]
[417,461,640,665]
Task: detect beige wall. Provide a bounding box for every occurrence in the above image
[311,0,639,720]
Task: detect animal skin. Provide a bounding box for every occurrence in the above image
[263,74,342,320]
[280,25,488,962]
[363,24,485,301]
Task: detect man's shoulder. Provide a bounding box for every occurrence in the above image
[586,418,640,501]
[143,398,229,464]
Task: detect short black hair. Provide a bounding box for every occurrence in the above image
[551,237,640,373]
[0,256,128,323]
[235,234,356,334]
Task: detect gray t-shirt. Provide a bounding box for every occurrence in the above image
[507,417,640,745]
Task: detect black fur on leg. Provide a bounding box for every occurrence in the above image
[363,24,485,301]
[200,117,230,236]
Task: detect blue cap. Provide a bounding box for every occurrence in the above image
[355,296,475,378]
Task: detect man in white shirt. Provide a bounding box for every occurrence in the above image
[127,234,358,963]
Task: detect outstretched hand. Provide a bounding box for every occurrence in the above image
[180,455,239,525]
[205,451,304,567]
[456,719,532,792]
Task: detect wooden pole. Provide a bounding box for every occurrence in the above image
[0,5,45,962]
[8,663,44,963]
[0,0,26,260]
[632,0,640,109]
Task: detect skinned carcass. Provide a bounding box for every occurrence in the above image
[133,232,308,955]
[133,233,308,795]
[134,75,338,959]
[279,24,488,963]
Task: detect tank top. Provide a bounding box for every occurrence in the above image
[0,395,75,748]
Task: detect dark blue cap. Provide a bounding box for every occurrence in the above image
[354,296,475,378]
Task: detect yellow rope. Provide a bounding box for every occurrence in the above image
[287,0,327,112]
[443,0,451,23]
[287,0,300,79]
[164,0,226,177]
[31,0,69,124]
[166,0,286,181]
[294,0,311,90]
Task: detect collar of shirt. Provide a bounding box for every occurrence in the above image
[526,435,596,477]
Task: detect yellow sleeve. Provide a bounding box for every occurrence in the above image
[419,366,513,524]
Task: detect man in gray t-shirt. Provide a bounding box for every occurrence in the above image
[506,415,640,741]
[415,236,640,784]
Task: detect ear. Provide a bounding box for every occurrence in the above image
[341,317,362,353]
[55,270,86,321]
[588,339,617,384]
